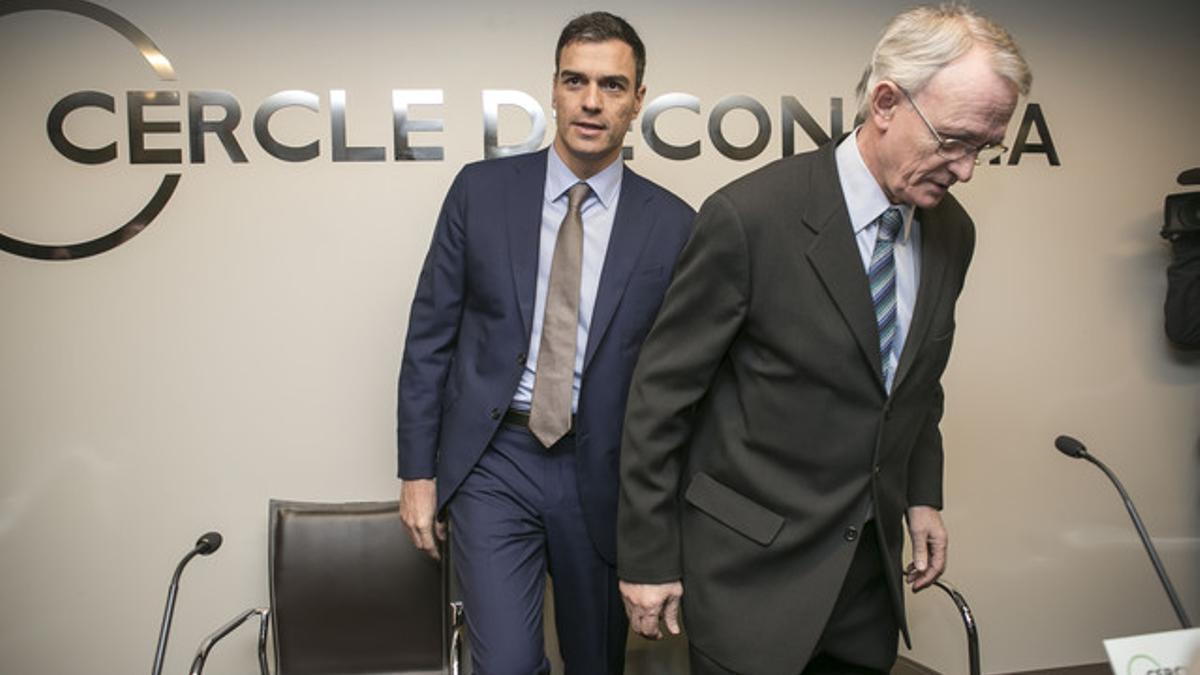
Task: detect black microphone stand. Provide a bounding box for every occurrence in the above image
[1059,438,1192,629]
[152,533,221,675]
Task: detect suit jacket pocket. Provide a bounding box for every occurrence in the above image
[684,473,784,546]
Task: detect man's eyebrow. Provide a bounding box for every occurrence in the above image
[598,74,631,86]
[557,70,631,86]
[939,123,992,145]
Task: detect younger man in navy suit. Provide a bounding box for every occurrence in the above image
[396,12,694,674]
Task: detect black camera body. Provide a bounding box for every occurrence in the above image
[1163,167,1200,240]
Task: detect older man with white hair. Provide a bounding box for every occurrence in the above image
[617,5,1032,674]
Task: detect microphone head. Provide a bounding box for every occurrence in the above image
[1054,435,1088,458]
[195,531,223,555]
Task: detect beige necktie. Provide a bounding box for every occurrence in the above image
[529,182,590,447]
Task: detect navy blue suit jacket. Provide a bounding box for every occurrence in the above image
[397,148,694,564]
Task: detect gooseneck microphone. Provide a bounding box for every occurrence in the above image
[152,531,223,675]
[1054,435,1192,629]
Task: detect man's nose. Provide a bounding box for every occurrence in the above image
[582,84,601,111]
[948,154,976,183]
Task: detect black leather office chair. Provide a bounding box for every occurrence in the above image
[190,499,463,675]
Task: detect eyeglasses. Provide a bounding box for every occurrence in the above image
[898,86,1006,166]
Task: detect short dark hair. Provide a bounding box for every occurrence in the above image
[555,12,646,87]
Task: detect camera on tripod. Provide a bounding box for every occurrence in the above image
[1162,167,1200,240]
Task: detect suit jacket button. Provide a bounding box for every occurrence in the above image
[873,465,881,475]
[489,407,501,420]
[843,526,859,542]
[516,352,526,364]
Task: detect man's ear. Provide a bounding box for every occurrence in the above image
[870,81,902,130]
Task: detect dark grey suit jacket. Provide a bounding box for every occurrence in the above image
[618,141,974,674]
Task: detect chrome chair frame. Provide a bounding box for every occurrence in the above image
[190,607,270,675]
[190,604,463,675]
[930,578,979,675]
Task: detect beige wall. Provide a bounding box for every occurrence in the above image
[1,1,1197,673]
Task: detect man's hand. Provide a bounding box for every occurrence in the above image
[399,479,446,560]
[905,505,947,591]
[619,580,684,640]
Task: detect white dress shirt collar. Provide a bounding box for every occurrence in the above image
[546,146,623,210]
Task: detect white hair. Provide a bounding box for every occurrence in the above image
[855,4,1032,119]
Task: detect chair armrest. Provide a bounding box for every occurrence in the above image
[449,600,464,675]
[931,578,979,675]
[189,607,271,675]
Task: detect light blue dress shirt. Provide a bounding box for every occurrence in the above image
[835,129,922,393]
[510,147,623,412]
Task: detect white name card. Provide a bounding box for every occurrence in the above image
[1104,627,1200,675]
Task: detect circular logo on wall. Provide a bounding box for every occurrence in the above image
[0,0,179,261]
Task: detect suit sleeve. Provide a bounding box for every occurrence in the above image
[906,214,975,509]
[396,171,469,479]
[906,384,945,508]
[618,192,751,583]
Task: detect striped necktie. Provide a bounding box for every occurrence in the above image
[869,207,904,387]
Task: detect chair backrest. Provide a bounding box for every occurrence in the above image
[269,499,445,675]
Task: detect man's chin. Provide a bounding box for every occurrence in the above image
[560,139,618,162]
[911,185,950,209]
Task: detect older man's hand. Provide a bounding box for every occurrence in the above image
[905,505,947,591]
[619,580,684,640]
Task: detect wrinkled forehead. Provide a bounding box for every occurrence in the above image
[918,53,1020,136]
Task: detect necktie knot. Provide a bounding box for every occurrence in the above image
[567,182,591,214]
[877,207,903,243]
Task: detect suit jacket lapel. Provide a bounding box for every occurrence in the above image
[505,150,549,338]
[583,168,656,373]
[892,205,950,391]
[802,144,887,389]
